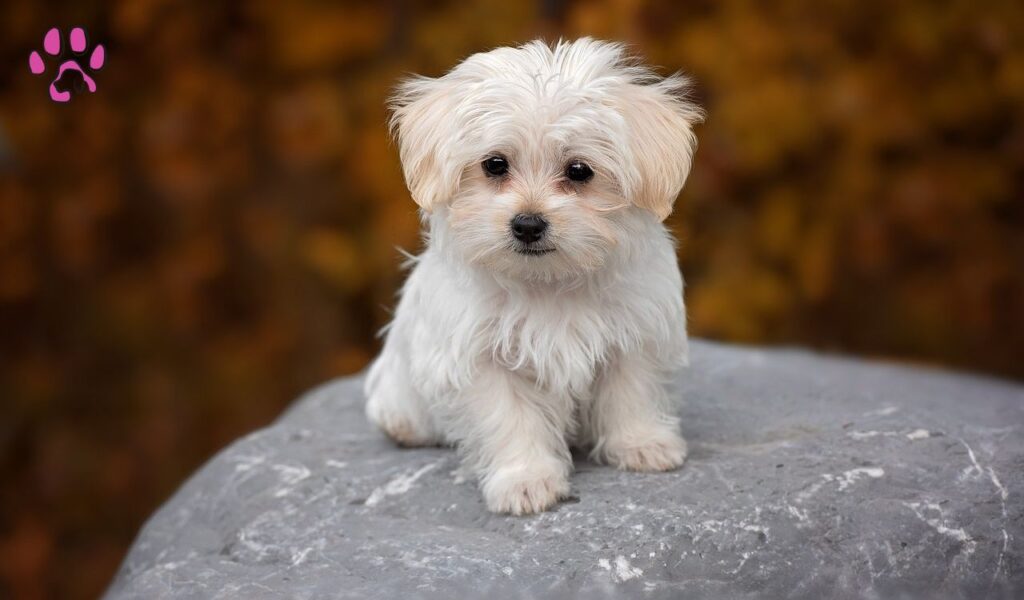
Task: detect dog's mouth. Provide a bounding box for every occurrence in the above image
[514,246,556,256]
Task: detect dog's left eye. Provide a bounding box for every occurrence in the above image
[565,161,593,182]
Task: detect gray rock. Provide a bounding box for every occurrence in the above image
[105,341,1024,599]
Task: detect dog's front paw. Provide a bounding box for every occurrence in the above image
[482,464,570,516]
[604,431,688,472]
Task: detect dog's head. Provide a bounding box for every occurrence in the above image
[390,38,702,280]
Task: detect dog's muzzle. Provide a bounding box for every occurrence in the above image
[510,214,555,255]
[510,214,548,243]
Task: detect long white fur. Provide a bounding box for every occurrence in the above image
[365,38,703,515]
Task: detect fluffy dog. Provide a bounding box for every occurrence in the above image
[365,38,702,515]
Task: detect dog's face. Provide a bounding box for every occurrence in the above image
[390,39,702,280]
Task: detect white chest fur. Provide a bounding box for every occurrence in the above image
[395,238,688,403]
[485,283,613,395]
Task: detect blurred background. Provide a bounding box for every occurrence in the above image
[0,0,1022,597]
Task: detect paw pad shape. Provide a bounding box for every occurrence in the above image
[28,27,105,103]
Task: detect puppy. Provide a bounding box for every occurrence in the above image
[365,38,702,515]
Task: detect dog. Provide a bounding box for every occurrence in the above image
[365,38,702,515]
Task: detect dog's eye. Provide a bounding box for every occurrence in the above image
[482,156,509,177]
[565,161,593,182]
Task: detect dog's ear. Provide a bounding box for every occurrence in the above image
[618,76,703,221]
[389,76,460,212]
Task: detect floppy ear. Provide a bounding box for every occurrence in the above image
[388,76,461,212]
[618,76,703,221]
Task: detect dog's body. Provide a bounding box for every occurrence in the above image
[365,39,702,515]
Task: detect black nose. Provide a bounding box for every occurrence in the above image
[510,214,548,243]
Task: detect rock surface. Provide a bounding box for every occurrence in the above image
[105,341,1023,599]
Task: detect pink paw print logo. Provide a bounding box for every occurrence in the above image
[28,27,105,103]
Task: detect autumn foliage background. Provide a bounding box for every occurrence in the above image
[1,0,1022,598]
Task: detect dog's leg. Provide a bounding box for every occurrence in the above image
[587,351,687,471]
[454,364,572,515]
[364,352,442,447]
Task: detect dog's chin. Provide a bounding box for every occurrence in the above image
[456,235,608,281]
[495,243,609,282]
[514,245,556,257]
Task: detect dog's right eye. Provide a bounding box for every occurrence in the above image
[482,156,509,177]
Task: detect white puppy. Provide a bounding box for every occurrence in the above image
[365,38,702,515]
